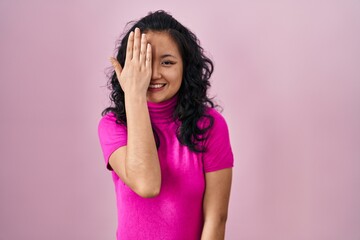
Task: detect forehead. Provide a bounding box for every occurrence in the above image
[145,31,181,56]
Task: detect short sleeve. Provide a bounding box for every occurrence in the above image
[202,108,234,173]
[97,113,127,171]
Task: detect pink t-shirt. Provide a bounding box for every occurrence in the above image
[97,96,234,240]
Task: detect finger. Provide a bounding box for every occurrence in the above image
[145,43,152,69]
[139,33,147,65]
[125,31,134,63]
[109,57,122,79]
[133,27,141,61]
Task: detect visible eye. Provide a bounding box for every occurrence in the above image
[161,60,175,66]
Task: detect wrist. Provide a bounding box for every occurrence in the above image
[125,93,147,106]
[123,84,148,98]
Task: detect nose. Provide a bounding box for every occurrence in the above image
[151,64,161,80]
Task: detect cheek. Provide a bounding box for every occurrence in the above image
[168,69,183,87]
[173,75,183,91]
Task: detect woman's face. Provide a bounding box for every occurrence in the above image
[145,31,183,103]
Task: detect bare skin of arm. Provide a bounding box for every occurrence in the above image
[201,168,232,240]
[109,27,161,198]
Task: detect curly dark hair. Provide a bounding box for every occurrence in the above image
[101,10,216,152]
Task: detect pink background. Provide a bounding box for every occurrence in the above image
[1,0,359,239]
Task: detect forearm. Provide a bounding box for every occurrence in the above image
[124,94,161,197]
[201,219,227,240]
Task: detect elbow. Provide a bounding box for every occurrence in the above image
[136,185,161,198]
[123,164,162,198]
[216,212,228,224]
[133,180,161,198]
[204,213,228,226]
[138,189,160,198]
[219,213,228,224]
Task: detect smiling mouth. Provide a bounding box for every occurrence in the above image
[148,83,166,89]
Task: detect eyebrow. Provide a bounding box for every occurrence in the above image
[160,54,177,59]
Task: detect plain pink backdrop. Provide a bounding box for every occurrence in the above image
[1,0,359,239]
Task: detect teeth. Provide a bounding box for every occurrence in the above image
[149,83,165,89]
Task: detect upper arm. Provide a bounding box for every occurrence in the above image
[202,109,234,172]
[201,168,232,240]
[203,168,232,222]
[202,109,234,221]
[109,146,127,182]
[97,113,128,173]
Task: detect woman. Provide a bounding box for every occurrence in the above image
[98,10,234,240]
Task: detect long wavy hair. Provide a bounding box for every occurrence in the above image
[101,10,216,152]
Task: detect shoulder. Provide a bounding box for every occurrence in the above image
[204,107,229,131]
[202,107,234,171]
[98,112,125,133]
[98,112,116,124]
[205,107,224,119]
[98,112,115,128]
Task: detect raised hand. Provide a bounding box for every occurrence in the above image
[108,30,161,199]
[110,27,152,97]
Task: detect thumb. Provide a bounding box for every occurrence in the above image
[109,57,122,79]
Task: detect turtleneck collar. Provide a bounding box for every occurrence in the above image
[147,94,178,124]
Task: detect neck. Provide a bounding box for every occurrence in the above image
[147,95,178,123]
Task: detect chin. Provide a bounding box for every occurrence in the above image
[147,96,164,103]
[147,91,169,103]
